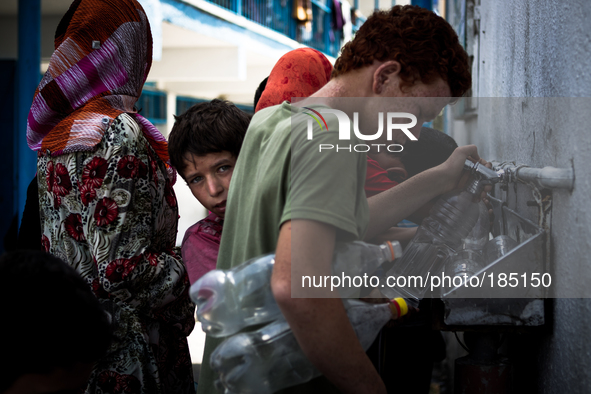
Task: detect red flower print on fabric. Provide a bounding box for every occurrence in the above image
[105,256,139,282]
[41,235,50,252]
[91,278,109,299]
[97,370,121,392]
[94,197,118,226]
[64,213,85,242]
[117,155,148,179]
[146,252,159,266]
[46,161,54,190]
[164,179,177,208]
[82,157,108,188]
[80,182,97,206]
[53,163,72,196]
[119,374,141,393]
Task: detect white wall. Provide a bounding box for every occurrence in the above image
[447,0,591,391]
[174,179,207,247]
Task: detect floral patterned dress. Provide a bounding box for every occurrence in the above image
[38,114,195,394]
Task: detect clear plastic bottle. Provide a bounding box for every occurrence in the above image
[332,240,402,298]
[442,249,486,295]
[190,240,403,337]
[380,179,485,307]
[483,235,518,264]
[463,201,491,251]
[210,298,408,394]
[191,254,279,338]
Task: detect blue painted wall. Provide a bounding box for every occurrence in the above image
[3,0,41,251]
[0,60,16,253]
[16,0,41,230]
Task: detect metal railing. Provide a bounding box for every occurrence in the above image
[205,0,344,57]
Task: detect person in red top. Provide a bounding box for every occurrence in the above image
[365,150,407,198]
[254,48,333,113]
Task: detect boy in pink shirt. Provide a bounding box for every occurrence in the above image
[168,99,250,284]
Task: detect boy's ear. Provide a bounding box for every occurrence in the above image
[372,61,402,95]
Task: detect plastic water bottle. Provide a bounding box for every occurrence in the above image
[484,235,518,264]
[191,254,279,338]
[210,298,409,394]
[332,240,402,298]
[380,178,485,306]
[190,240,403,337]
[442,249,486,295]
[442,201,490,296]
[462,201,491,251]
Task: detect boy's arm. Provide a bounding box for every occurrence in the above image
[365,145,489,241]
[271,220,387,394]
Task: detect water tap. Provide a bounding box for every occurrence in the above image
[463,159,503,185]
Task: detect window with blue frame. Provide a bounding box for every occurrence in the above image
[138,86,167,125]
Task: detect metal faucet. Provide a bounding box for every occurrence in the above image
[462,159,503,195]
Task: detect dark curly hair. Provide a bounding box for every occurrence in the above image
[333,5,471,97]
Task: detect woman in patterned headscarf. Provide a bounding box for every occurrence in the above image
[26,0,195,392]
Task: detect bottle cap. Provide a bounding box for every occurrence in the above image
[388,297,408,318]
[385,241,403,261]
[386,241,396,260]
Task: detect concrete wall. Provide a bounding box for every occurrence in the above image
[447,0,591,392]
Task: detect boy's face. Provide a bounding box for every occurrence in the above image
[182,151,237,219]
[374,71,451,144]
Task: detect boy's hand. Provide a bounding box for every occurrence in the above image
[438,145,492,199]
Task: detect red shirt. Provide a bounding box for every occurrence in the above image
[365,157,401,197]
[181,212,223,285]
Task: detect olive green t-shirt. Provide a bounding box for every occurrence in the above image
[197,101,369,394]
